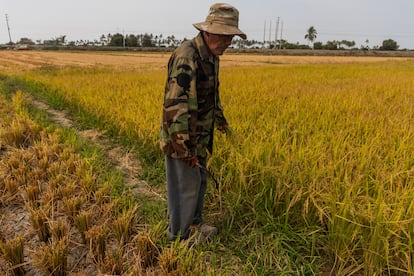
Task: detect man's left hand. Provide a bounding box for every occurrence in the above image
[217,123,229,134]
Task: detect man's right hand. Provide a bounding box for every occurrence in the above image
[182,156,201,168]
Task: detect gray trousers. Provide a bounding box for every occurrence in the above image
[165,156,207,240]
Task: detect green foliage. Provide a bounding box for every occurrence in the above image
[17,37,35,45]
[340,40,356,48]
[305,26,318,48]
[283,42,311,50]
[142,33,155,47]
[313,41,323,50]
[125,34,138,47]
[324,40,338,50]
[381,39,399,50]
[109,33,124,47]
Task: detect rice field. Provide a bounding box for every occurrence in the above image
[1,50,414,275]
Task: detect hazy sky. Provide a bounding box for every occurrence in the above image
[2,0,413,49]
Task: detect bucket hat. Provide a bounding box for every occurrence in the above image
[193,3,247,39]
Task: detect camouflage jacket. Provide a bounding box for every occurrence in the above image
[160,33,228,159]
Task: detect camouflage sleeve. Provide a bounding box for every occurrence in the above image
[163,56,198,158]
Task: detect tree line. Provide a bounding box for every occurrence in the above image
[303,26,400,51]
[12,28,404,51]
[15,33,181,48]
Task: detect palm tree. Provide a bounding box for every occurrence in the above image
[305,26,317,49]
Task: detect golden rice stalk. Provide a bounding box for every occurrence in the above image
[133,231,159,268]
[75,162,89,178]
[4,178,19,201]
[0,236,25,276]
[1,119,25,147]
[27,167,45,182]
[10,167,28,189]
[11,90,27,115]
[94,183,112,206]
[62,196,84,223]
[157,241,182,274]
[22,184,41,209]
[40,188,60,209]
[50,219,69,242]
[0,217,4,242]
[79,171,97,200]
[85,224,108,264]
[99,199,117,219]
[100,245,125,275]
[57,182,77,200]
[57,147,73,161]
[74,210,92,244]
[47,167,64,192]
[3,153,20,171]
[37,155,49,171]
[33,236,69,276]
[28,206,51,243]
[125,253,145,276]
[111,205,139,246]
[2,117,41,148]
[0,135,6,153]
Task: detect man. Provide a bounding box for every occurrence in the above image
[160,3,246,242]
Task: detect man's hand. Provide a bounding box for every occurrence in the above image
[182,156,201,168]
[217,123,229,134]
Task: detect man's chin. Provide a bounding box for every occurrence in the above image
[214,49,226,56]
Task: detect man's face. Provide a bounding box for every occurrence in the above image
[203,32,234,56]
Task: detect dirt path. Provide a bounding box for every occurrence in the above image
[29,97,165,201]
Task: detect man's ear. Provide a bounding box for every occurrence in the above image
[202,31,210,39]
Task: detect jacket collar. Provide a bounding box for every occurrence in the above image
[193,32,216,62]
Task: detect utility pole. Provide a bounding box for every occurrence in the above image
[279,21,284,49]
[263,20,266,45]
[268,20,272,46]
[5,14,13,44]
[123,30,126,48]
[275,17,280,49]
